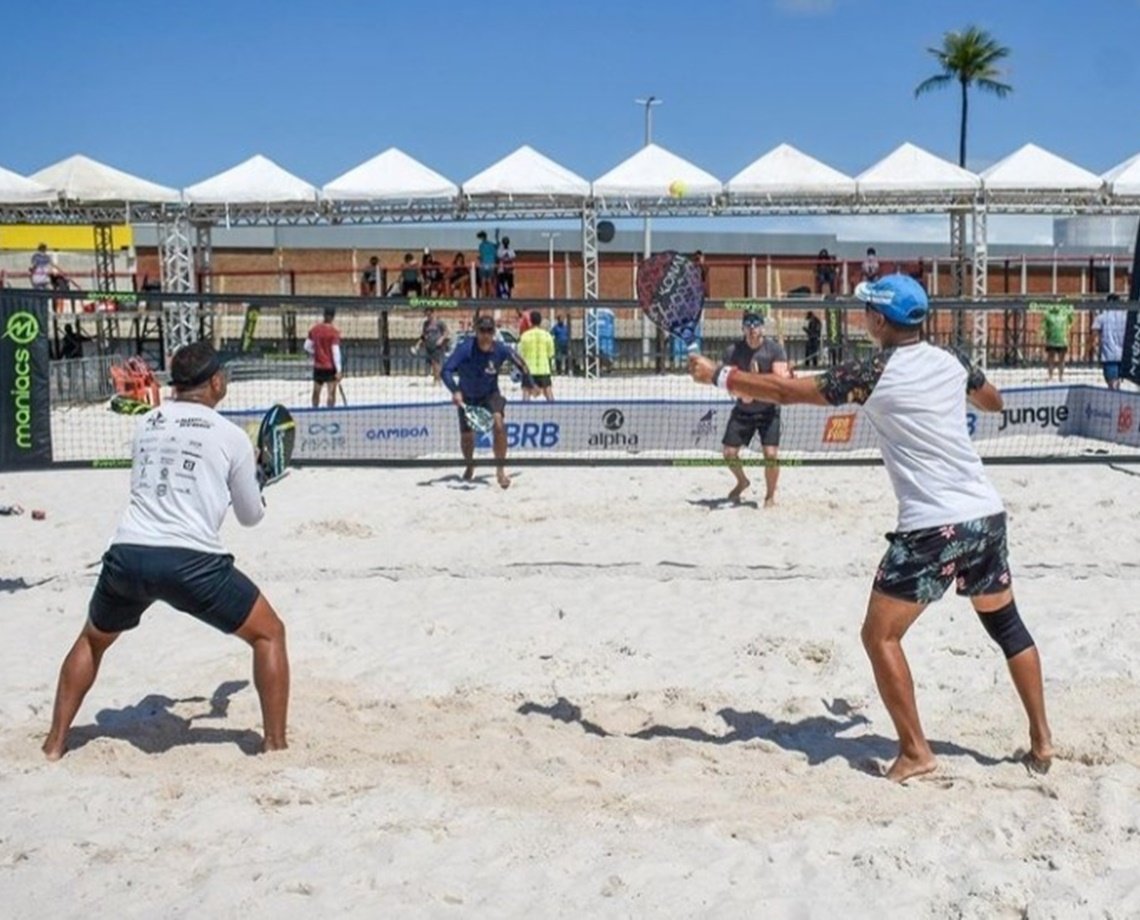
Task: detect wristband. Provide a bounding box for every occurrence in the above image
[714,365,737,392]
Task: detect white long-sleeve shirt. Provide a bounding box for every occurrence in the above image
[112,400,264,554]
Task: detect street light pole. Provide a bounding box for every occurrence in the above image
[634,96,662,259]
[540,231,560,301]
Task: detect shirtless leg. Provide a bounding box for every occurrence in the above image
[42,620,120,761]
[234,594,289,753]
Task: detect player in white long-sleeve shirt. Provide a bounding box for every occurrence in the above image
[42,342,290,761]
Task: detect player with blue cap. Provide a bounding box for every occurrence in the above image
[687,273,1053,783]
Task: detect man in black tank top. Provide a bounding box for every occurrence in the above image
[720,312,789,506]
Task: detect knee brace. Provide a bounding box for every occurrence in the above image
[977,601,1035,659]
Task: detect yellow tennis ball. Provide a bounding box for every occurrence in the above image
[668,179,687,199]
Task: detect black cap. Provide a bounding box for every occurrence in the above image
[742,311,765,326]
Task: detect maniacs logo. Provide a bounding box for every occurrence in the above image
[997,404,1068,432]
[691,409,718,445]
[3,311,39,451]
[589,407,639,449]
[476,422,559,450]
[1118,405,1134,434]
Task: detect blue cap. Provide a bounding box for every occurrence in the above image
[854,274,928,327]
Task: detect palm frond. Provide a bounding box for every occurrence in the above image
[914,73,953,97]
[976,78,1013,98]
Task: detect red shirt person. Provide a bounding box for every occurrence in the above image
[303,308,342,408]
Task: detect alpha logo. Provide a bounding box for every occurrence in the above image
[4,311,40,451]
[590,407,639,449]
[822,413,857,444]
[1118,405,1134,434]
[691,409,718,444]
[308,421,342,436]
[997,404,1068,432]
[365,426,429,440]
[477,422,559,450]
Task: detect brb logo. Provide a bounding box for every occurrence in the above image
[4,311,40,450]
[589,407,639,449]
[476,422,559,450]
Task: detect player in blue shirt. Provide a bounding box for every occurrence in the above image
[442,315,533,489]
[476,230,498,298]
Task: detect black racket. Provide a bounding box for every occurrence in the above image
[636,251,706,353]
[255,404,296,487]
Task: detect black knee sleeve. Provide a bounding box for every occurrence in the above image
[977,600,1035,659]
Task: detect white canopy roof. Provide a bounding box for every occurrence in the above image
[463,145,589,198]
[593,144,721,200]
[726,143,855,197]
[980,143,1102,193]
[31,154,180,203]
[1100,153,1140,197]
[0,165,56,204]
[323,148,456,201]
[856,143,980,194]
[184,155,318,204]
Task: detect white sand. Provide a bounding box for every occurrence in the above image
[1,463,1139,918]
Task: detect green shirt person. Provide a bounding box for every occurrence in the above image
[1041,303,1075,381]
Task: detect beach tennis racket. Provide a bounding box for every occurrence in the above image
[637,251,706,353]
[462,404,494,433]
[255,404,296,488]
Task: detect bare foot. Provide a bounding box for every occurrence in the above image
[884,752,938,783]
[42,737,66,762]
[764,494,776,508]
[728,479,750,503]
[462,465,475,481]
[497,471,511,490]
[261,739,288,754]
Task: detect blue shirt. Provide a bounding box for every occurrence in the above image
[478,240,498,268]
[442,337,517,399]
[551,322,569,350]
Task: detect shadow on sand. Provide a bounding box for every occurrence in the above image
[518,696,1010,776]
[66,679,262,756]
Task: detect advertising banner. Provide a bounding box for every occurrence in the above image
[0,293,53,469]
[1059,386,1140,448]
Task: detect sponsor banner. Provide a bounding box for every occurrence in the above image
[1059,386,1140,448]
[1122,309,1140,385]
[223,386,1097,461]
[0,292,53,468]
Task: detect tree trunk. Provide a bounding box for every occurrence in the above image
[958,79,969,168]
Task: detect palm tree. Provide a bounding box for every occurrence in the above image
[915,26,1012,168]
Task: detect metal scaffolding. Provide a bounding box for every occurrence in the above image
[971,204,989,365]
[92,223,116,293]
[158,210,197,356]
[581,204,601,379]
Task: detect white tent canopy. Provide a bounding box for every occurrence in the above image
[856,143,980,194]
[0,165,56,204]
[323,148,456,201]
[980,143,1102,193]
[593,144,721,201]
[184,155,318,204]
[31,154,180,203]
[463,145,589,198]
[726,143,855,198]
[1101,153,1140,198]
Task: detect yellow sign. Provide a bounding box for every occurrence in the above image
[822,413,857,444]
[0,224,134,251]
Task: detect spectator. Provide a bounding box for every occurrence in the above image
[815,248,837,296]
[693,250,709,295]
[303,307,342,408]
[551,313,570,375]
[60,323,92,360]
[416,307,450,385]
[400,253,422,297]
[1042,302,1075,382]
[804,310,822,368]
[449,253,470,298]
[1092,293,1128,390]
[360,256,380,297]
[29,243,53,290]
[497,236,516,299]
[862,247,881,283]
[422,248,445,297]
[476,231,498,298]
[518,311,556,401]
[515,306,533,335]
[911,258,927,292]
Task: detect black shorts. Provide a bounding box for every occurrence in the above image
[89,544,260,634]
[401,280,422,297]
[313,368,338,384]
[423,345,446,364]
[874,512,1011,604]
[1044,345,1068,355]
[457,391,507,432]
[530,374,552,388]
[722,405,781,449]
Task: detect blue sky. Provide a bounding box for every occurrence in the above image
[2,0,1137,241]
